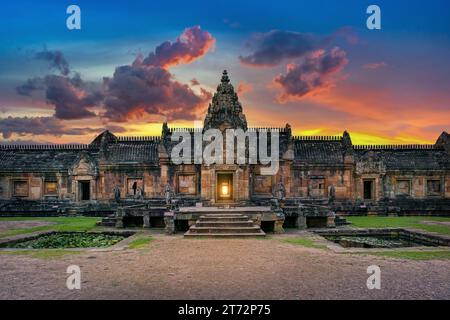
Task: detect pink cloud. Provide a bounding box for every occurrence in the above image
[140,26,215,69]
[273,47,348,102]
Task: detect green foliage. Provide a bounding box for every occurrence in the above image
[128,236,154,249]
[283,237,327,249]
[3,232,124,249]
[348,216,450,235]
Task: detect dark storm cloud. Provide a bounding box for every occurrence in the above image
[16,77,44,96]
[102,65,210,122]
[16,73,102,120]
[274,47,348,101]
[239,30,317,67]
[44,75,101,120]
[0,116,100,139]
[35,49,70,75]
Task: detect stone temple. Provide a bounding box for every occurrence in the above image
[1,71,449,235]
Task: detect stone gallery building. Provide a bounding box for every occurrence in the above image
[1,71,449,233]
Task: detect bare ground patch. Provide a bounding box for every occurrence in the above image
[0,220,56,232]
[0,234,449,300]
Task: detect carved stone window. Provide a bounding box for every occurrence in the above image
[426,180,441,196]
[396,180,411,196]
[309,178,326,198]
[253,175,272,195]
[127,178,143,196]
[177,174,196,195]
[13,181,29,197]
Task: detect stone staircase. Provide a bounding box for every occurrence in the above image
[184,213,266,238]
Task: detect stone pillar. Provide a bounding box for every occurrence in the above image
[143,213,151,228]
[115,207,124,228]
[274,216,285,234]
[296,215,307,230]
[164,211,175,235]
[326,216,336,228]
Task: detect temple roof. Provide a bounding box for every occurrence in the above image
[294,138,345,165]
[354,147,450,170]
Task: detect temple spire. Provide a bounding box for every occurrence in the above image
[203,70,248,130]
[221,70,230,83]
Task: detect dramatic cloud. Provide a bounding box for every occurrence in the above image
[9,26,215,140]
[16,73,102,120]
[140,26,215,69]
[239,30,316,67]
[44,74,102,120]
[274,47,348,102]
[16,77,44,96]
[102,65,211,122]
[0,116,101,139]
[35,49,70,75]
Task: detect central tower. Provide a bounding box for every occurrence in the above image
[203,70,248,131]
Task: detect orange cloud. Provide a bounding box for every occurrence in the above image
[237,81,253,96]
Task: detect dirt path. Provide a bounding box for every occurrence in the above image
[1,234,449,300]
[0,220,55,232]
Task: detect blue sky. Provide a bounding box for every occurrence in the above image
[0,0,449,143]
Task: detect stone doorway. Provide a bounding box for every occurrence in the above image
[79,180,90,201]
[216,172,233,202]
[363,180,374,200]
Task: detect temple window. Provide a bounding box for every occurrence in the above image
[396,180,411,196]
[177,174,196,195]
[253,175,272,195]
[426,179,441,196]
[127,178,143,196]
[309,178,325,198]
[13,180,29,197]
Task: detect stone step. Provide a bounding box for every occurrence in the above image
[201,213,248,217]
[199,216,249,222]
[188,226,263,234]
[195,220,254,228]
[184,230,266,238]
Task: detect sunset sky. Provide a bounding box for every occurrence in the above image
[0,0,449,144]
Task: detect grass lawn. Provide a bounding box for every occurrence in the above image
[347,216,450,236]
[283,237,327,249]
[128,236,154,249]
[0,217,100,239]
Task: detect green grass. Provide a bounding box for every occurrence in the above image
[283,237,327,249]
[0,217,100,238]
[348,216,450,235]
[127,236,154,249]
[0,249,83,259]
[367,250,450,261]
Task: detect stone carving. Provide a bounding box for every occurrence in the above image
[113,186,121,203]
[203,70,248,130]
[164,184,174,207]
[328,185,336,203]
[273,181,286,201]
